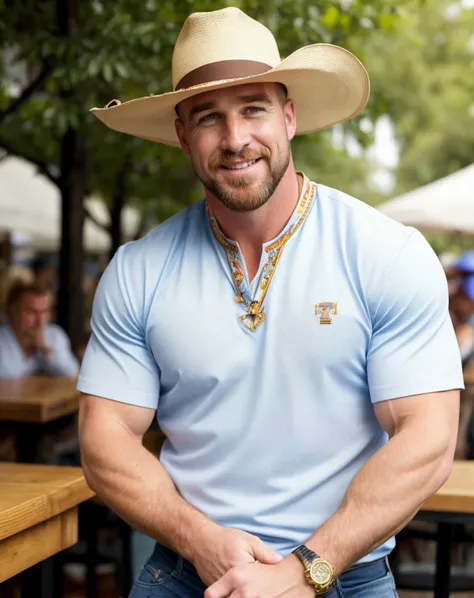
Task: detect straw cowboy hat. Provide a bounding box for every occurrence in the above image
[91,7,370,147]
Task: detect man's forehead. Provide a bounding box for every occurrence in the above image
[178,81,280,114]
[22,293,49,308]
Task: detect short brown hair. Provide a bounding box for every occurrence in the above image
[6,281,49,312]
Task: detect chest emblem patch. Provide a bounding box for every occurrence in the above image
[315,302,338,324]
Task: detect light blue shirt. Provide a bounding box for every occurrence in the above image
[78,175,463,561]
[0,323,79,379]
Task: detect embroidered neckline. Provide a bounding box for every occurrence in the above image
[207,176,317,330]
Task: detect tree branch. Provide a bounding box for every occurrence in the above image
[84,205,110,233]
[0,137,59,185]
[0,63,53,124]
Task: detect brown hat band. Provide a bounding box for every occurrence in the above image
[175,59,273,91]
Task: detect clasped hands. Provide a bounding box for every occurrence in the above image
[25,326,52,355]
[189,524,315,598]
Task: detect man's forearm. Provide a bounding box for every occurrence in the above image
[41,350,79,377]
[293,425,454,576]
[80,420,216,560]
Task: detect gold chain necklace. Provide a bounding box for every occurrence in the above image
[207,180,316,331]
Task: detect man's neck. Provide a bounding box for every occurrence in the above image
[206,164,302,253]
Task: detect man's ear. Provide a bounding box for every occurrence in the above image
[284,99,296,142]
[175,118,190,157]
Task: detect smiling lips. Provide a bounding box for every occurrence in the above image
[221,158,261,170]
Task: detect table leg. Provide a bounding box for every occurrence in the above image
[20,558,55,598]
[15,424,41,464]
[0,576,21,598]
[119,519,133,596]
[434,522,454,598]
[86,512,98,598]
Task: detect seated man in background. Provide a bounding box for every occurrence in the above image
[0,282,79,379]
[449,274,474,459]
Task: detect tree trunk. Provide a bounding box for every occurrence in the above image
[109,156,130,261]
[55,0,86,352]
[57,129,86,351]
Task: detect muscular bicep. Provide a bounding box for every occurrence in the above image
[79,393,156,446]
[374,390,460,447]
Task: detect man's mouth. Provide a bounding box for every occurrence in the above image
[221,158,261,170]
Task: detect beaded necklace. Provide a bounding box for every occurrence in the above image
[207,179,316,330]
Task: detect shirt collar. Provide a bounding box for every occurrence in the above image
[206,172,314,252]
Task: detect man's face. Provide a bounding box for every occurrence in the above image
[451,290,474,319]
[175,82,296,212]
[12,292,51,335]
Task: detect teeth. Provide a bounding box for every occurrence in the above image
[226,159,257,170]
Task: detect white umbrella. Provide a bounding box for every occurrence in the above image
[377,164,474,234]
[86,198,142,240]
[0,156,110,251]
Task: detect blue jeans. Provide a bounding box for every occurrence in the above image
[129,542,399,597]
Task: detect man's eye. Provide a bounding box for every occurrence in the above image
[246,106,264,114]
[200,113,220,123]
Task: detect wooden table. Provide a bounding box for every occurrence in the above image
[0,377,79,462]
[423,460,474,514]
[0,377,79,423]
[411,460,474,598]
[0,463,94,596]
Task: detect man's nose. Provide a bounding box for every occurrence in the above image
[221,115,251,153]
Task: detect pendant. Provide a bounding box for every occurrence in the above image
[239,301,266,331]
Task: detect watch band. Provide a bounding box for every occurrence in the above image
[292,544,320,569]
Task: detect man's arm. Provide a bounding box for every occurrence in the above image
[41,326,79,377]
[294,388,459,575]
[205,389,459,598]
[79,394,282,586]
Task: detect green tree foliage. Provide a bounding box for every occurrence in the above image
[363,0,474,252]
[366,0,474,194]
[0,0,418,343]
[0,0,409,221]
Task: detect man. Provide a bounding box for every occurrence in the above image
[450,272,474,347]
[0,282,79,378]
[78,7,463,598]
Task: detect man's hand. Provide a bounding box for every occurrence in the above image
[204,557,314,598]
[188,524,283,587]
[28,326,52,354]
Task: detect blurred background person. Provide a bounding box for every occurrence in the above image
[439,251,462,298]
[442,251,474,365]
[449,273,474,460]
[0,281,78,378]
[450,270,474,362]
[0,263,34,325]
[453,251,474,279]
[0,261,6,325]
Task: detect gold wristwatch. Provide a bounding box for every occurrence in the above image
[292,545,336,594]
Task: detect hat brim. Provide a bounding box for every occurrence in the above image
[90,43,370,147]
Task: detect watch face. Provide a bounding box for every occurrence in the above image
[310,559,333,585]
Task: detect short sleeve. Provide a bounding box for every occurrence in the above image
[77,246,160,408]
[367,229,464,403]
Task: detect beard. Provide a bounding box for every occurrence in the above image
[193,143,290,212]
